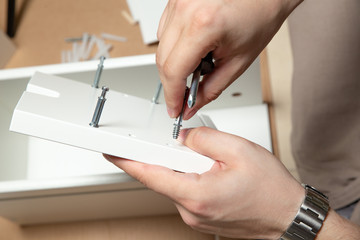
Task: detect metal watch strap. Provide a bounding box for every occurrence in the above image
[280,184,330,240]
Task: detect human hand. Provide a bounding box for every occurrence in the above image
[105,127,305,239]
[156,0,302,119]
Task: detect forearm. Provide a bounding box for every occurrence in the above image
[317,209,360,240]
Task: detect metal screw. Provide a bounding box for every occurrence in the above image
[151,81,163,104]
[89,86,109,128]
[92,56,105,88]
[173,88,189,139]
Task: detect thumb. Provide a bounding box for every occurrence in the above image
[178,127,242,166]
[104,154,197,201]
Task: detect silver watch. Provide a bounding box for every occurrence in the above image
[280,184,330,240]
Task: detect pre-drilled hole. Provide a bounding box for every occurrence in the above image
[232,92,242,97]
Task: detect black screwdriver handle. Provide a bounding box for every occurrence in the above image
[200,52,214,75]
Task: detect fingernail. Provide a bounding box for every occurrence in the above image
[184,108,198,120]
[103,154,113,162]
[167,106,176,118]
[178,128,191,144]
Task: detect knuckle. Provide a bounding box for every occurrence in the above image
[189,202,209,217]
[193,12,213,29]
[187,127,207,146]
[156,30,163,41]
[182,215,201,229]
[155,52,164,70]
[161,59,177,80]
[204,89,222,103]
[174,0,191,12]
[183,196,212,219]
[233,137,257,157]
[188,7,218,34]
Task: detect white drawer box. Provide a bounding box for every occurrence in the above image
[0,54,270,224]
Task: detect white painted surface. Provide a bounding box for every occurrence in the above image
[0,53,262,184]
[126,0,167,44]
[0,54,156,81]
[10,72,215,174]
[202,104,272,152]
[126,0,141,21]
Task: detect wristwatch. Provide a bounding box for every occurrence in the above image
[280,184,330,240]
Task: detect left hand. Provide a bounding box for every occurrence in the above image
[104,127,304,239]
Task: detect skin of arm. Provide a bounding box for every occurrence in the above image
[156,0,303,119]
[105,127,360,239]
[317,209,360,240]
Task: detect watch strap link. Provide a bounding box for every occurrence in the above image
[280,184,330,240]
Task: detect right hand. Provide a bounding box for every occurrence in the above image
[156,0,302,119]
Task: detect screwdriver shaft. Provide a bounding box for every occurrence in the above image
[187,68,201,108]
[151,81,163,104]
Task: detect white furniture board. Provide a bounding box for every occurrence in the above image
[126,0,167,44]
[23,104,272,180]
[126,0,141,21]
[10,72,215,174]
[0,54,263,111]
[203,105,272,152]
[0,53,263,184]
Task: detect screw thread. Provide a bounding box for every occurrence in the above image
[173,124,181,139]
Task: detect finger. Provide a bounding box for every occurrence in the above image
[157,2,169,40]
[160,31,216,118]
[157,36,188,118]
[156,15,188,117]
[104,154,200,200]
[178,127,242,166]
[183,56,247,120]
[157,0,178,41]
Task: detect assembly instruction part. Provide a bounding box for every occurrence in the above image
[10,72,215,174]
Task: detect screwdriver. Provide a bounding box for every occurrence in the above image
[173,52,214,139]
[187,52,214,108]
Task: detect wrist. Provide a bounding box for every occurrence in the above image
[264,181,305,239]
